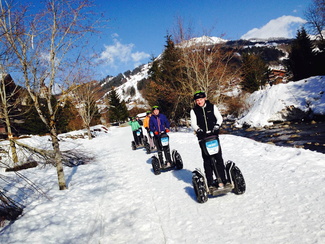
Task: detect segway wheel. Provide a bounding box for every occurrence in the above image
[143,136,148,144]
[151,156,161,175]
[138,137,143,146]
[172,150,183,170]
[192,172,208,203]
[231,166,246,194]
[145,142,151,154]
[131,141,136,150]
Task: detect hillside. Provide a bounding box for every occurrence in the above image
[96,36,293,110]
[235,76,325,127]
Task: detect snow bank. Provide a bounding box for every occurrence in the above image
[236,76,325,127]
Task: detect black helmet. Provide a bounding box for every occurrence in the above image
[193,90,206,100]
[152,105,159,111]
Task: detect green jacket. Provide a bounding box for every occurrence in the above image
[128,120,141,131]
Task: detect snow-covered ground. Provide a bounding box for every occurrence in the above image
[1,125,324,243]
[236,76,325,127]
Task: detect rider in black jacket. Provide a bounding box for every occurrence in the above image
[190,91,227,189]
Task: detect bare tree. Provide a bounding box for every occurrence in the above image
[70,81,99,139]
[178,38,241,106]
[0,14,31,166]
[171,16,194,45]
[305,0,325,41]
[171,18,242,107]
[0,0,99,190]
[0,73,20,164]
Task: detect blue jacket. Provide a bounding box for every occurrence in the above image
[149,113,170,133]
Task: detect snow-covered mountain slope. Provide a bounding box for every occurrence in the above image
[177,35,227,48]
[235,76,325,127]
[98,36,292,107]
[114,63,150,106]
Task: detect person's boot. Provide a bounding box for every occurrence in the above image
[158,152,164,166]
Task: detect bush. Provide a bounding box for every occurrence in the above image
[0,192,23,226]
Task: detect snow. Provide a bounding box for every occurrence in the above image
[177,36,227,48]
[115,63,150,105]
[1,75,325,243]
[1,124,325,243]
[236,76,325,127]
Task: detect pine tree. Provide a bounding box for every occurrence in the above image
[108,88,128,124]
[117,100,129,122]
[145,35,183,118]
[57,99,78,133]
[22,96,75,135]
[129,86,136,97]
[287,28,315,81]
[241,53,269,93]
[148,56,162,83]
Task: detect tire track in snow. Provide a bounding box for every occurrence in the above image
[90,126,167,243]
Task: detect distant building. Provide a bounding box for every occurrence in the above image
[0,122,6,138]
[268,69,288,85]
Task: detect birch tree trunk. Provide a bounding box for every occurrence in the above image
[0,74,19,164]
[0,0,101,190]
[50,125,66,190]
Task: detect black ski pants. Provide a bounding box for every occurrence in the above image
[132,130,140,145]
[154,135,172,164]
[199,137,226,186]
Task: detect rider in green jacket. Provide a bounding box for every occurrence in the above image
[128,117,141,145]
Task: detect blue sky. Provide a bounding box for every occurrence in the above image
[29,0,312,79]
[92,0,311,78]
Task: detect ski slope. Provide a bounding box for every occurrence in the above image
[1,125,325,243]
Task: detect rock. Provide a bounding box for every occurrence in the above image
[268,105,309,123]
[245,127,255,132]
[290,134,301,138]
[294,145,304,149]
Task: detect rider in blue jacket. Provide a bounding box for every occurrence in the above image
[149,106,170,133]
[149,105,172,166]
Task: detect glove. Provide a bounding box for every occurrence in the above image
[196,128,205,140]
[165,128,170,133]
[154,131,159,135]
[212,124,220,134]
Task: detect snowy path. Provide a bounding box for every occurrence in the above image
[80,127,325,243]
[1,126,324,243]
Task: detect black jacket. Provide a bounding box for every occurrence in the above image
[192,100,217,133]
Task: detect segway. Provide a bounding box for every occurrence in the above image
[151,131,183,175]
[192,132,246,203]
[131,128,150,151]
[144,131,156,154]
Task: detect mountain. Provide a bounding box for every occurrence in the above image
[97,63,150,110]
[96,36,294,111]
[176,35,227,48]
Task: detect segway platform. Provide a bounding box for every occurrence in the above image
[192,162,245,203]
[151,149,183,175]
[208,183,233,196]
